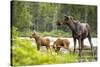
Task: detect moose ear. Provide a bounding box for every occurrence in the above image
[64,16,69,20]
[64,16,67,18]
[69,16,73,20]
[32,30,36,34]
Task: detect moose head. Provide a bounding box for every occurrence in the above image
[30,31,39,38]
[56,16,74,26]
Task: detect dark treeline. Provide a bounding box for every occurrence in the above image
[11,1,97,37]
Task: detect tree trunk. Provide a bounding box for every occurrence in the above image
[84,6,88,23]
[52,4,61,30]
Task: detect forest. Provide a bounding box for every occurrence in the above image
[11,1,97,37]
[11,1,97,66]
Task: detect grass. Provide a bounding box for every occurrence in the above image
[11,38,79,66]
[12,26,97,37]
[17,30,97,37]
[40,30,72,37]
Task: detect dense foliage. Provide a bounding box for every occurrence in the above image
[11,1,97,37]
[12,26,19,39]
[12,38,79,66]
[11,27,78,66]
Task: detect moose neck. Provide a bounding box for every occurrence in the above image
[34,35,40,41]
[67,21,75,32]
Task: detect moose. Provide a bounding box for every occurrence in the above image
[57,16,93,56]
[53,38,70,54]
[30,32,51,51]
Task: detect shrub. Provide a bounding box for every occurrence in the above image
[18,30,32,37]
[12,38,78,66]
[12,26,19,39]
[40,30,71,37]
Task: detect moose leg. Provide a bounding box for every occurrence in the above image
[78,38,82,57]
[46,46,49,53]
[80,39,84,54]
[88,34,94,56]
[46,45,52,54]
[46,46,50,51]
[37,44,40,50]
[81,39,84,55]
[88,35,93,50]
[73,38,76,53]
[56,47,60,54]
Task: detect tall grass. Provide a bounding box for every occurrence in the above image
[11,38,78,66]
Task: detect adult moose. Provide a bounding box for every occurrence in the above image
[57,16,93,57]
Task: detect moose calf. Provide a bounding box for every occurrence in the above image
[30,32,51,51]
[53,38,70,53]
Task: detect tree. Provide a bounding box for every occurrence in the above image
[12,1,32,32]
[11,1,97,37]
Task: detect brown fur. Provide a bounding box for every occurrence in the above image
[53,38,70,53]
[30,32,50,51]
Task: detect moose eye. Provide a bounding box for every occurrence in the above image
[32,34,34,36]
[64,18,67,21]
